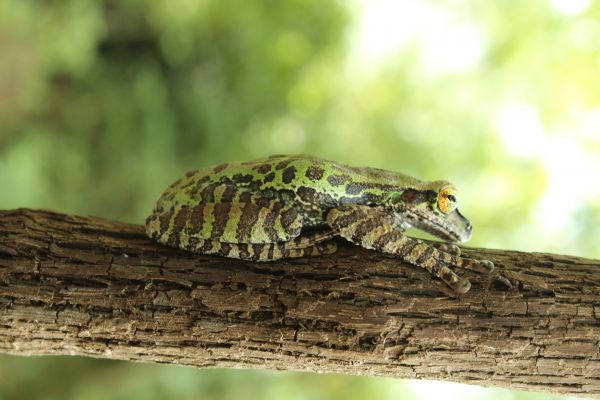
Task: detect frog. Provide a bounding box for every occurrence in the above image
[146,154,507,294]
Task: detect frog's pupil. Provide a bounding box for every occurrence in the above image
[447,194,457,203]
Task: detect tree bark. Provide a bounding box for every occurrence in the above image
[0,209,599,397]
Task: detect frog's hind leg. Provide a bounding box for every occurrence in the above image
[278,229,338,259]
[178,229,338,261]
[146,200,338,261]
[146,199,305,247]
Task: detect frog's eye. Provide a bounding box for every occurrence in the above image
[437,186,458,214]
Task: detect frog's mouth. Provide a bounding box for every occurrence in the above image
[402,208,472,243]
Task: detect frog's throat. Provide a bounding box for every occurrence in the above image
[402,208,472,243]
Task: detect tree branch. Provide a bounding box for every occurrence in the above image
[0,209,599,397]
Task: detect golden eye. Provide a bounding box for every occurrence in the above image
[437,186,458,214]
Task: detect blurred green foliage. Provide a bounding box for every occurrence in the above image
[0,356,582,400]
[0,0,598,399]
[0,0,347,222]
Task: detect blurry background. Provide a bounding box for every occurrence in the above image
[0,0,598,399]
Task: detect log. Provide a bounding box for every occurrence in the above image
[0,209,599,397]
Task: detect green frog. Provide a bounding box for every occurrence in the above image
[146,155,504,294]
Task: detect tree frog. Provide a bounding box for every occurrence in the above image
[146,155,504,294]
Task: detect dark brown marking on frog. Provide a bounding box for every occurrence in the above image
[353,218,378,242]
[400,189,432,205]
[252,244,265,260]
[231,174,254,184]
[213,163,229,173]
[416,246,435,264]
[257,164,272,174]
[327,174,350,186]
[173,206,190,234]
[264,172,276,183]
[199,183,219,203]
[211,203,233,239]
[220,242,232,256]
[158,208,175,236]
[238,191,253,204]
[282,167,297,184]
[187,236,200,251]
[263,202,284,242]
[346,182,370,195]
[188,204,205,234]
[297,186,336,209]
[373,230,403,249]
[275,160,291,170]
[267,244,274,260]
[279,208,301,238]
[399,241,418,258]
[237,203,261,241]
[306,166,325,181]
[220,185,237,203]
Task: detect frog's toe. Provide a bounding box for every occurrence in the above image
[452,277,471,294]
[493,274,512,289]
[437,265,472,294]
[478,260,495,273]
[448,244,461,256]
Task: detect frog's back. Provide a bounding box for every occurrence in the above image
[154,155,426,212]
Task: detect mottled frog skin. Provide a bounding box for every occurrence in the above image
[146,155,499,293]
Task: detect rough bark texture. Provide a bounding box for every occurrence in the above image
[0,209,599,397]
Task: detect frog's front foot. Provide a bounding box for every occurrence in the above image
[451,254,512,290]
[433,248,514,293]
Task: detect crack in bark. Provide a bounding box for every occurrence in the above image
[0,208,599,397]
